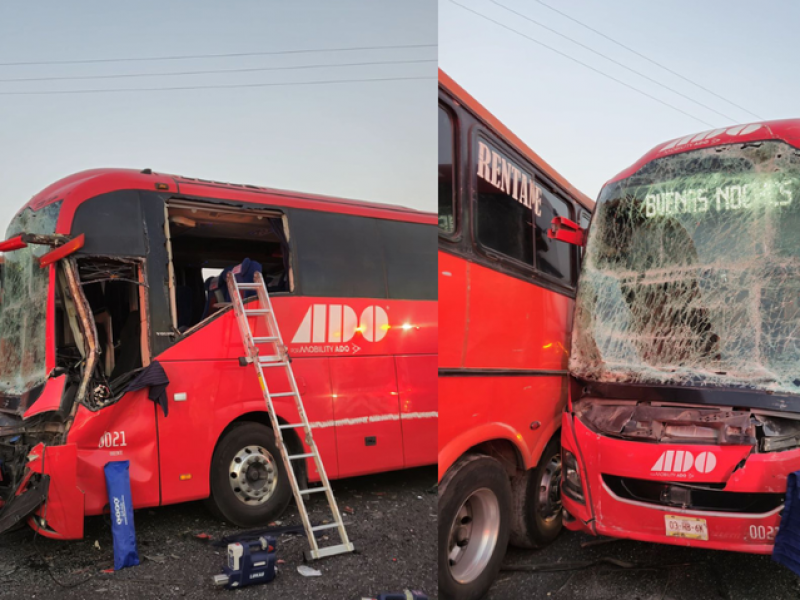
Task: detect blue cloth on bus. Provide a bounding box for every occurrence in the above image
[123,361,170,417]
[773,470,800,575]
[104,461,140,570]
[219,258,262,302]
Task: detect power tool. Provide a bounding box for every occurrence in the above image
[212,536,277,589]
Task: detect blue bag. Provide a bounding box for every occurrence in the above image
[773,470,800,576]
[104,461,140,570]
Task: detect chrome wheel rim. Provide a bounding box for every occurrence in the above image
[447,488,501,584]
[228,445,278,505]
[538,453,562,523]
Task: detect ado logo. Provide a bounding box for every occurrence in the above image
[291,305,389,344]
[651,450,716,474]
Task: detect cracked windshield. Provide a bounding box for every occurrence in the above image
[572,141,800,394]
[0,202,61,396]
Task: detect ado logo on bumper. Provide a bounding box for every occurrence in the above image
[651,450,716,474]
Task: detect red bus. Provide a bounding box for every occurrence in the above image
[0,168,437,540]
[437,70,593,600]
[563,120,800,554]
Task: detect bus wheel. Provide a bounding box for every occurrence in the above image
[438,454,511,600]
[206,422,292,527]
[509,437,563,548]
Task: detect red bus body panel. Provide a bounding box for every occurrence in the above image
[19,169,436,538]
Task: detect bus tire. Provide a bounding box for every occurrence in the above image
[439,453,511,600]
[206,422,293,527]
[509,437,563,549]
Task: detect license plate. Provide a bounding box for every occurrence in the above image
[664,515,708,540]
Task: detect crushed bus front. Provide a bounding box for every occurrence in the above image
[564,123,800,554]
[562,391,800,553]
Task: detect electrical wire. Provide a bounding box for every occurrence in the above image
[446,0,715,127]
[490,0,736,122]
[531,0,764,120]
[0,43,436,68]
[0,75,435,96]
[0,58,436,84]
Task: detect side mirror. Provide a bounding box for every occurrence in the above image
[547,216,586,247]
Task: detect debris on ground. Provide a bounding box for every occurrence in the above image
[297,565,322,577]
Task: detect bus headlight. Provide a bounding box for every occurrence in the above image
[562,450,585,504]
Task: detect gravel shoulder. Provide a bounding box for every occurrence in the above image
[0,466,437,600]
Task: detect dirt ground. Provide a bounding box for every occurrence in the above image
[0,466,437,600]
[487,529,800,600]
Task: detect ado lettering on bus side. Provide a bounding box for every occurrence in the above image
[290,305,389,354]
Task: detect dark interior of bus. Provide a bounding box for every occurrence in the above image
[166,205,290,331]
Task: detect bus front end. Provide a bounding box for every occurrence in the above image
[564,123,800,553]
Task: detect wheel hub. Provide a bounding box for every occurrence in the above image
[447,488,500,584]
[229,445,278,505]
[538,453,563,523]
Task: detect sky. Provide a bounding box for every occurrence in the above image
[439,0,800,201]
[0,0,436,231]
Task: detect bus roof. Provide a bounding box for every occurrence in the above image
[438,68,594,211]
[607,119,800,186]
[22,168,436,231]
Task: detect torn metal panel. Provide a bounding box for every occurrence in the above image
[572,141,800,397]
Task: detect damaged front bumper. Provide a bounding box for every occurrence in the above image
[0,442,84,540]
[561,398,800,554]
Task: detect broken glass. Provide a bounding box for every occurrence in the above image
[572,141,800,396]
[0,202,61,395]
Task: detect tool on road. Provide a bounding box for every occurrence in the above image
[212,536,277,589]
[227,271,354,560]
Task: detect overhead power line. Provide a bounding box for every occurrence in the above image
[447,0,715,127]
[0,75,435,96]
[0,58,436,84]
[491,0,736,122]
[0,43,437,68]
[531,0,763,120]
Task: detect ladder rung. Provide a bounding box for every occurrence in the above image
[272,392,298,398]
[311,522,341,532]
[307,543,355,560]
[237,283,261,290]
[258,355,283,363]
[245,309,271,315]
[289,453,314,460]
[253,336,279,343]
[300,486,329,495]
[260,361,289,368]
[278,422,305,430]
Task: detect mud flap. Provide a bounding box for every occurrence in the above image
[25,443,85,539]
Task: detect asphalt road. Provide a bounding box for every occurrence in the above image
[0,466,437,600]
[487,529,800,600]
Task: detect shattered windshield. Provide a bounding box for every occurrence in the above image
[571,141,800,395]
[0,202,61,395]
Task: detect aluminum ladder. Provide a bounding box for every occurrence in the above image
[226,271,355,560]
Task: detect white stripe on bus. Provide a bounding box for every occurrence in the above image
[308,411,438,430]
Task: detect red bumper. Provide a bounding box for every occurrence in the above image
[561,412,800,554]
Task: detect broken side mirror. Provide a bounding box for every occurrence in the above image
[548,216,586,247]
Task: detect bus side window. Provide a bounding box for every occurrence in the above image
[438,105,457,235]
[534,185,575,286]
[376,220,437,300]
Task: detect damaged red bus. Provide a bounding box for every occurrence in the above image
[438,70,593,599]
[0,168,437,540]
[563,120,800,553]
